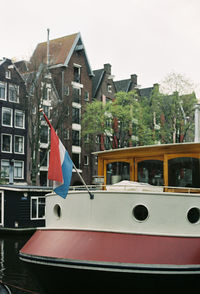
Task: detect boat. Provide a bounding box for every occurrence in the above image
[19,142,200,292]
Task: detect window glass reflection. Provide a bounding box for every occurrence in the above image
[138,160,163,186]
[168,157,200,188]
[106,162,130,184]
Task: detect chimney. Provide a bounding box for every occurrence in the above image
[131,74,137,86]
[104,64,111,75]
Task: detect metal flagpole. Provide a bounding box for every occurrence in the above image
[72,163,94,199]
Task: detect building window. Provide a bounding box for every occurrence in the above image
[40,125,48,144]
[15,110,25,128]
[72,107,80,124]
[107,84,112,93]
[84,91,89,101]
[5,70,11,79]
[72,87,81,103]
[42,86,51,100]
[9,84,19,103]
[14,136,24,154]
[2,108,13,127]
[1,134,12,153]
[74,66,81,83]
[64,129,69,140]
[72,130,80,146]
[31,197,45,220]
[84,155,89,165]
[14,161,24,179]
[0,82,6,100]
[1,160,9,178]
[42,105,50,118]
[72,153,80,169]
[40,148,48,166]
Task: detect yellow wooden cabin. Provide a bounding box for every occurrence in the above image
[93,142,200,193]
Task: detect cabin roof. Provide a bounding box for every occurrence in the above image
[0,185,52,192]
[93,142,200,157]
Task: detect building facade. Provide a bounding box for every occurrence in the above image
[0,58,27,184]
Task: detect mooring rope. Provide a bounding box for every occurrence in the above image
[0,280,39,294]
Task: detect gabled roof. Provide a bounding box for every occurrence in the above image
[30,32,93,76]
[139,87,154,99]
[114,79,132,92]
[92,68,105,97]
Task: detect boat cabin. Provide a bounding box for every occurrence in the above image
[0,185,52,232]
[93,142,200,193]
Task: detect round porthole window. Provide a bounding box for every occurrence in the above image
[54,204,61,219]
[133,204,149,222]
[187,207,200,224]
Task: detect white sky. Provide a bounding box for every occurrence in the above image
[1,0,200,96]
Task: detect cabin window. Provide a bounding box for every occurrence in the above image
[137,160,163,186]
[168,157,200,188]
[106,162,130,184]
[31,197,45,220]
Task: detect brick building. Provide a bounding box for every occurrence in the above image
[17,33,94,186]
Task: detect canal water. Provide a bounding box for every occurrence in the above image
[0,233,42,294]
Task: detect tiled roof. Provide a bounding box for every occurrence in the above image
[30,33,79,67]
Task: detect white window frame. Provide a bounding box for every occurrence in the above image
[1,134,12,153]
[9,84,19,103]
[14,135,24,154]
[14,110,25,129]
[0,82,6,100]
[14,160,24,179]
[2,107,13,127]
[30,197,46,220]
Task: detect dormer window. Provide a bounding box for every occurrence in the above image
[5,70,11,79]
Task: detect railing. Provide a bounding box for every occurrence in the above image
[68,184,200,194]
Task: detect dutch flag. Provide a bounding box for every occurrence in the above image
[42,111,73,198]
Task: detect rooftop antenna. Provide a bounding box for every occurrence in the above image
[47,28,50,66]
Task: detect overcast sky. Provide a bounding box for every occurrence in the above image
[1,0,200,96]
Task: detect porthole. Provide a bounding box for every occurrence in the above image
[133,204,149,222]
[187,207,200,224]
[54,204,61,219]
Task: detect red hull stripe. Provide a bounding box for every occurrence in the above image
[20,230,200,266]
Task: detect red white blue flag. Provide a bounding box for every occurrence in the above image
[42,112,73,198]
